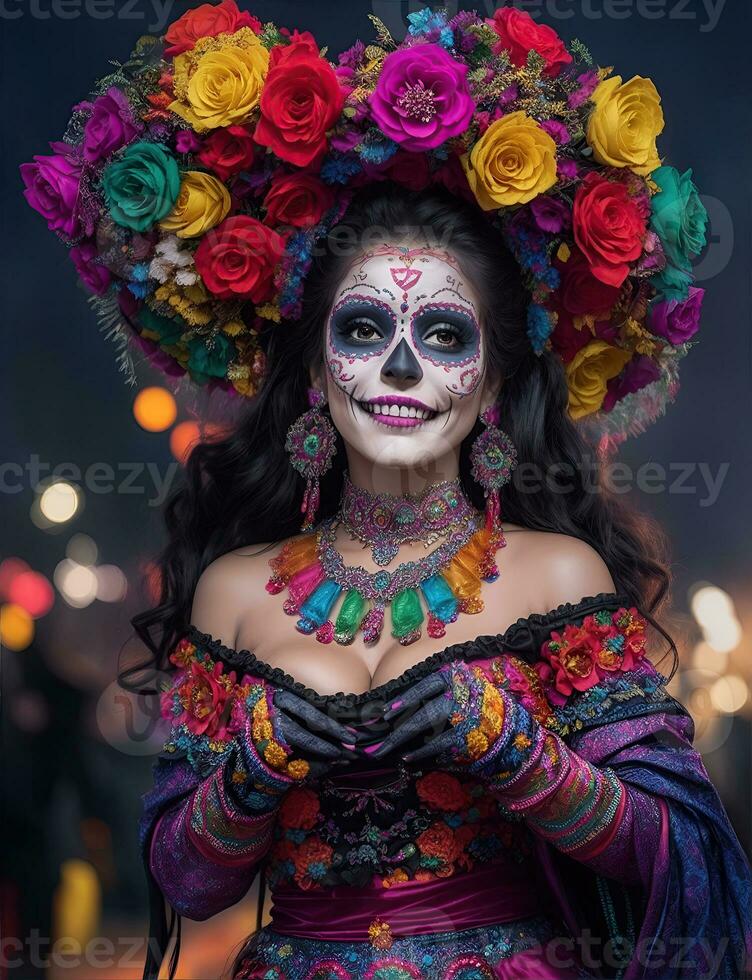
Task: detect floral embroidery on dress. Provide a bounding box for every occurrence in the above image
[480,606,675,738]
[266,770,534,891]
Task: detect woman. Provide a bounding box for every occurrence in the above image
[133,180,751,980]
[18,3,751,977]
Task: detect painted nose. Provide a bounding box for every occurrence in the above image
[380,339,423,384]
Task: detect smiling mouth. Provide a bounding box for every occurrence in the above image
[355,396,440,427]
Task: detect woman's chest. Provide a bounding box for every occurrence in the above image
[234,589,523,697]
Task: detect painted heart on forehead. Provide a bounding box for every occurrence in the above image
[317,242,501,472]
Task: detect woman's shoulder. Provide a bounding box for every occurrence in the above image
[502,522,617,612]
[190,539,287,646]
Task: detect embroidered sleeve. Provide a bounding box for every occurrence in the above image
[147,636,294,919]
[473,605,669,886]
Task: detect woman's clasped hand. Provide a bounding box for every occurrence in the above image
[245,659,523,785]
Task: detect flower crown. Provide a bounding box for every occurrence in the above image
[20,0,708,452]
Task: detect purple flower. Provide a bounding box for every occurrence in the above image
[602,354,661,412]
[369,43,474,151]
[540,119,570,145]
[81,86,143,164]
[648,286,704,345]
[70,239,111,295]
[557,158,578,180]
[20,150,83,239]
[338,39,365,69]
[175,129,202,154]
[568,70,600,109]
[530,195,571,234]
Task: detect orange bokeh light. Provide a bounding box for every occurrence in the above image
[133,387,177,432]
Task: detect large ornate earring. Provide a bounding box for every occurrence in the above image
[469,404,518,533]
[285,387,338,531]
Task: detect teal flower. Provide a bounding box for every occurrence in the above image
[649,165,708,301]
[102,141,180,232]
[187,333,235,382]
[138,306,186,347]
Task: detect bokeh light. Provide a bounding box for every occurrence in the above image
[54,559,98,609]
[95,564,128,603]
[710,675,750,714]
[8,570,54,618]
[66,533,98,566]
[133,387,177,432]
[170,420,201,464]
[689,584,743,653]
[0,603,35,650]
[39,481,80,524]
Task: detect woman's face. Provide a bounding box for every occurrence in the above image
[314,242,500,473]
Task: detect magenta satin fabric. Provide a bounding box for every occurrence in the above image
[269,860,543,941]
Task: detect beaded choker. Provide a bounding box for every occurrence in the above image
[265,510,505,647]
[338,472,476,566]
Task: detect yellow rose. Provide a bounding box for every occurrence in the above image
[169,28,269,132]
[460,111,558,210]
[159,171,231,239]
[587,75,664,176]
[565,340,632,419]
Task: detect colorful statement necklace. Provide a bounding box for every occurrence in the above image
[265,508,505,647]
[338,471,476,566]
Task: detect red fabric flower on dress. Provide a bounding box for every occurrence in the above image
[293,836,333,889]
[163,657,241,740]
[415,772,470,812]
[279,787,320,830]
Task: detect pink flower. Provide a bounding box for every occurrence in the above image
[78,86,143,164]
[648,286,704,345]
[557,158,578,181]
[541,624,602,697]
[369,43,475,151]
[568,70,600,109]
[164,658,241,740]
[540,119,570,145]
[20,149,83,239]
[70,240,111,295]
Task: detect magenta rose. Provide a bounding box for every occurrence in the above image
[70,240,112,295]
[648,286,704,345]
[78,86,143,164]
[20,149,83,239]
[602,354,661,412]
[369,43,474,150]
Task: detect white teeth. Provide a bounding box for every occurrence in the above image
[389,405,400,417]
[359,400,435,421]
[408,406,417,418]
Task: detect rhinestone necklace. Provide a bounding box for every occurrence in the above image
[266,510,505,647]
[338,471,476,566]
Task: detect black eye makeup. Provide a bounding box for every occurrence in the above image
[328,295,397,356]
[410,303,480,363]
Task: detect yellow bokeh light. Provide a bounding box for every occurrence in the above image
[709,675,749,715]
[0,603,34,651]
[133,387,177,432]
[39,481,80,524]
[170,420,201,464]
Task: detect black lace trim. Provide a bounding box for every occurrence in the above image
[183,590,632,709]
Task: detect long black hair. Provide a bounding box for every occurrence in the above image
[124,180,679,691]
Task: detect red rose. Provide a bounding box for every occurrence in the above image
[279,787,320,830]
[164,0,261,57]
[416,821,460,864]
[487,7,572,78]
[549,308,593,365]
[255,31,345,168]
[197,125,256,182]
[573,172,647,288]
[263,173,336,228]
[416,771,470,812]
[194,215,287,302]
[557,247,621,317]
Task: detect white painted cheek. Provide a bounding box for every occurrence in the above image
[418,343,485,400]
[325,330,394,397]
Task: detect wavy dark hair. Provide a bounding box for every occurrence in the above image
[122,180,678,693]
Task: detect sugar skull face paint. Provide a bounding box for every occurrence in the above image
[318,243,499,473]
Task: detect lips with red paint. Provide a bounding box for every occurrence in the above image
[355,394,442,427]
